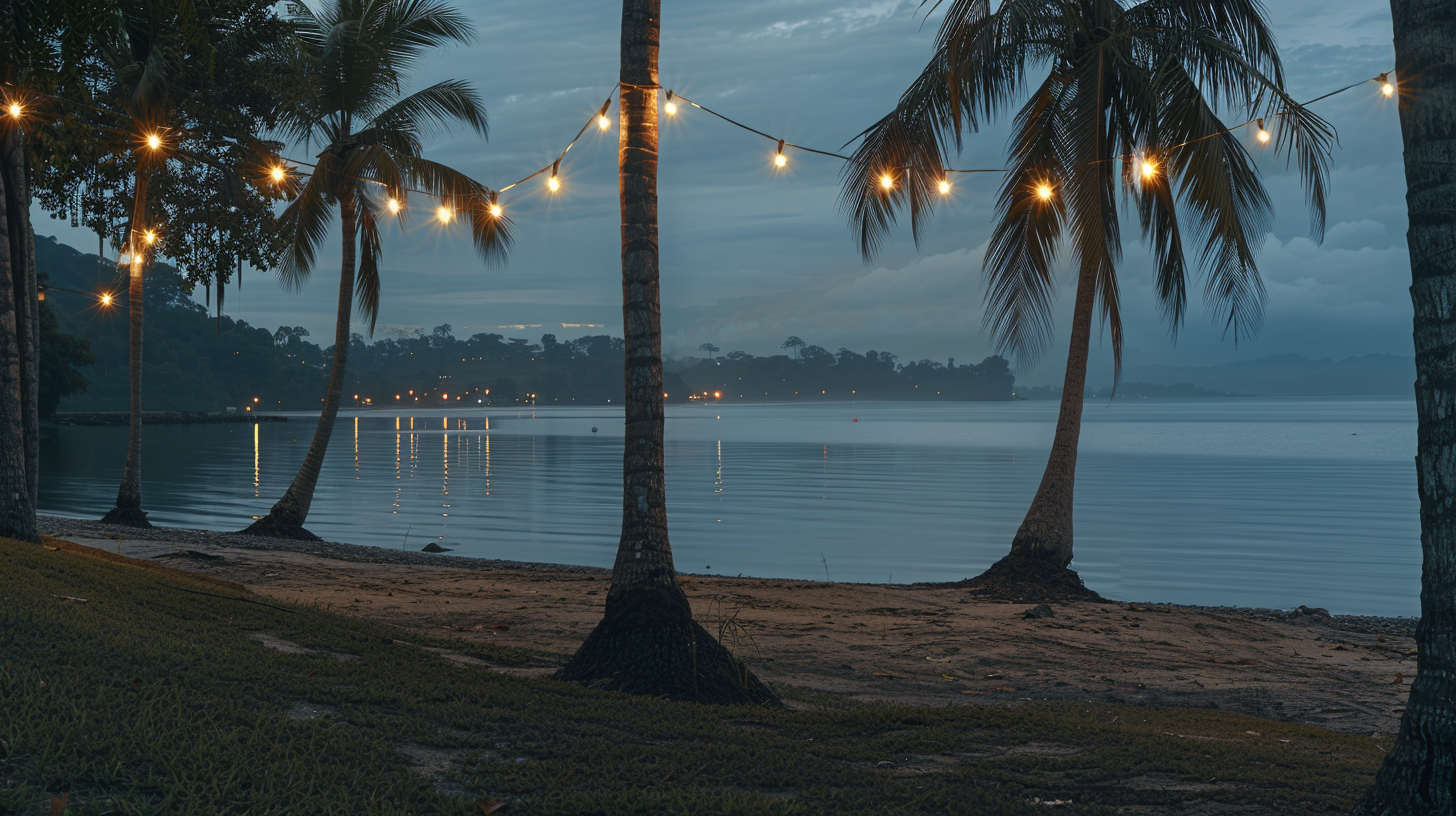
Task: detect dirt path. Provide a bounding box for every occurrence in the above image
[54,531,1418,737]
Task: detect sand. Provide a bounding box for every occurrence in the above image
[40,516,1417,736]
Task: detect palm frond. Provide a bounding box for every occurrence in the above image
[364,79,487,140]
[372,0,477,73]
[354,189,383,334]
[271,151,338,288]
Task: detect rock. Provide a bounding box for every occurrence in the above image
[1289,605,1330,618]
[1022,604,1055,619]
[420,542,452,553]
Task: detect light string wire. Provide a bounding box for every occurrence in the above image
[2,67,1397,259]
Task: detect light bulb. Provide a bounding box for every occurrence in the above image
[1036,184,1053,201]
[665,101,677,116]
[436,205,452,223]
[270,165,285,182]
[879,174,894,190]
[1140,159,1157,180]
[100,293,113,307]
[938,179,952,195]
[597,114,610,130]
[387,198,401,214]
[488,203,503,218]
[7,103,19,118]
[1382,81,1395,97]
[548,175,561,192]
[774,152,787,168]
[146,133,161,150]
[143,230,156,244]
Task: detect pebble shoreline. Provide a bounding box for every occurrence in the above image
[37,514,1417,638]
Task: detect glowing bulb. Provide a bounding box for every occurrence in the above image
[488,202,503,218]
[597,114,610,130]
[938,179,951,195]
[269,165,285,182]
[143,230,156,244]
[436,205,453,223]
[1382,81,1395,97]
[1256,119,1270,143]
[7,103,19,118]
[879,173,894,190]
[1140,159,1157,180]
[387,198,401,214]
[1036,184,1053,201]
[774,152,787,168]
[548,175,561,192]
[665,101,677,116]
[100,293,113,307]
[146,133,161,150]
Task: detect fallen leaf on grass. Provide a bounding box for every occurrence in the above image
[471,799,507,814]
[49,794,68,816]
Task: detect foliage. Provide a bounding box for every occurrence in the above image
[674,345,1015,402]
[0,534,1388,814]
[843,0,1333,381]
[26,0,300,293]
[36,299,94,419]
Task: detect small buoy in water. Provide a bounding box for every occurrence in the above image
[852,418,858,422]
[591,426,598,433]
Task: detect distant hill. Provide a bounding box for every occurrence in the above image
[1109,354,1415,397]
[1019,381,1251,400]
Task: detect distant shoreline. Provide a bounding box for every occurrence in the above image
[48,411,288,426]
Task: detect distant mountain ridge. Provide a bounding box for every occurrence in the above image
[1036,353,1415,397]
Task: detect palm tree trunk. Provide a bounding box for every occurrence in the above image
[0,129,35,542]
[1012,259,1095,568]
[101,171,152,528]
[242,196,357,540]
[556,0,774,704]
[4,135,39,513]
[1354,2,1456,810]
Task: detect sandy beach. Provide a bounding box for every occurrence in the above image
[38,515,1418,736]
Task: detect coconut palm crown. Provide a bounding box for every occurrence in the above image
[245,0,511,538]
[842,0,1333,584]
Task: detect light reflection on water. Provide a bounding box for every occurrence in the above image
[38,398,1420,616]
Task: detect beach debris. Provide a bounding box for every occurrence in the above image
[420,542,452,553]
[872,671,899,678]
[941,673,958,680]
[1022,604,1055,619]
[876,760,894,769]
[1393,672,1404,684]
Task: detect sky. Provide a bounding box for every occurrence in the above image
[35,0,1409,385]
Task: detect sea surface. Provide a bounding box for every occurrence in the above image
[39,398,1421,617]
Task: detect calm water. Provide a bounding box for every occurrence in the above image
[39,398,1421,616]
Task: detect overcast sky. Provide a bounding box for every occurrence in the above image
[37,0,1407,384]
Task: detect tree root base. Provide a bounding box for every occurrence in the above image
[239,516,320,541]
[556,596,779,706]
[99,506,152,528]
[956,555,1106,604]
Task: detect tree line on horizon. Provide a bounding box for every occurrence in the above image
[0,0,1450,808]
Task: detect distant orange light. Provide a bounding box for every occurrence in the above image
[713,391,721,399]
[253,397,260,403]
[441,393,448,399]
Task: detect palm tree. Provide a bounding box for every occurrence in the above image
[242,0,510,540]
[554,0,775,704]
[781,335,804,359]
[843,0,1331,596]
[1354,4,1456,810]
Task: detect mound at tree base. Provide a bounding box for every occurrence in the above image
[99,506,151,528]
[556,589,779,706]
[239,515,321,541]
[957,554,1106,604]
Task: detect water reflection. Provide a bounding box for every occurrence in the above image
[35,400,1424,615]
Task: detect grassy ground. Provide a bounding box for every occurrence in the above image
[0,536,1387,815]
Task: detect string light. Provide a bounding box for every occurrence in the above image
[1140,159,1158,180]
[145,133,161,150]
[142,229,156,244]
[938,179,951,195]
[7,102,19,119]
[487,191,503,218]
[665,90,677,116]
[879,173,894,190]
[596,98,612,131]
[269,165,286,182]
[1036,183,1054,201]
[1380,73,1395,97]
[774,139,787,169]
[436,204,453,224]
[548,158,561,192]
[1255,118,1270,144]
[99,293,113,307]
[387,197,402,214]
[489,201,503,217]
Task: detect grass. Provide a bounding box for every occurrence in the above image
[0,535,1387,815]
